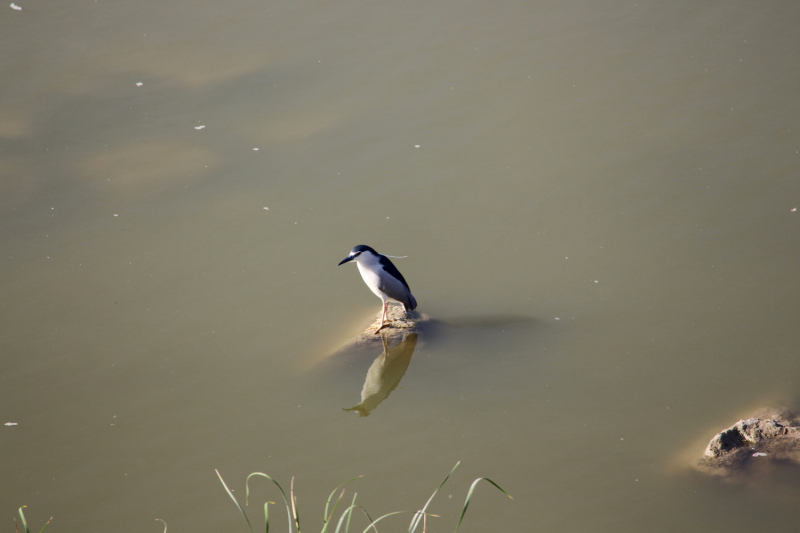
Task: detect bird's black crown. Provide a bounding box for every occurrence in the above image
[351,245,377,254]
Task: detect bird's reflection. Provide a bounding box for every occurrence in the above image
[343,332,418,417]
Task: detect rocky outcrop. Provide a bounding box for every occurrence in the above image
[333,306,431,353]
[698,408,800,475]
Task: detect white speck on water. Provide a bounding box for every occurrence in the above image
[753,452,768,457]
[414,145,420,148]
[594,280,599,283]
[263,207,269,210]
[253,148,259,151]
[136,82,143,86]
[194,125,205,130]
[10,3,21,10]
[555,317,560,320]
[792,208,797,212]
[114,214,119,217]
[5,422,17,426]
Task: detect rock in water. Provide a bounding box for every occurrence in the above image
[334,306,431,354]
[698,408,800,475]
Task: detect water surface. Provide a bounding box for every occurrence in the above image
[2,1,800,531]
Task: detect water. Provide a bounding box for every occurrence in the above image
[2,0,800,531]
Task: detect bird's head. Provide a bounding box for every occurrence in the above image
[338,244,377,265]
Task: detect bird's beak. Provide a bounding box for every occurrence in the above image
[338,255,354,266]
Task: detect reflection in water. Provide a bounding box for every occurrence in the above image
[344,333,418,417]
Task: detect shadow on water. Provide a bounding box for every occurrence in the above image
[343,332,418,417]
[418,314,537,340]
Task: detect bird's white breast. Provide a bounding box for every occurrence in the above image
[356,256,386,300]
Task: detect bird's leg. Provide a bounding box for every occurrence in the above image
[374,301,388,334]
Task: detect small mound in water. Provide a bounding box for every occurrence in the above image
[697,408,800,476]
[334,306,432,354]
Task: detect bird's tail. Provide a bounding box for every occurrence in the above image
[404,293,418,312]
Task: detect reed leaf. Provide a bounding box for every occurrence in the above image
[246,472,294,533]
[359,510,411,533]
[322,476,361,533]
[333,495,358,533]
[453,477,513,532]
[17,507,29,533]
[216,470,254,533]
[291,477,301,533]
[16,507,51,533]
[332,497,382,533]
[408,461,460,533]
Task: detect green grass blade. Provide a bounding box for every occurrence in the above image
[359,510,410,533]
[18,506,30,533]
[453,477,513,533]
[37,516,52,533]
[408,461,460,533]
[351,504,376,530]
[344,497,353,533]
[246,472,294,533]
[408,511,422,533]
[264,502,270,533]
[322,476,362,533]
[216,469,254,533]
[334,495,358,533]
[343,501,380,533]
[291,482,301,533]
[323,489,345,533]
[333,507,352,533]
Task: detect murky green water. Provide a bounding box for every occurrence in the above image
[3,1,800,531]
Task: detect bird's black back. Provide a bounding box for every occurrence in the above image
[378,255,410,291]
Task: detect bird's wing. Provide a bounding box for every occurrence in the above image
[378,256,410,291]
[377,256,416,309]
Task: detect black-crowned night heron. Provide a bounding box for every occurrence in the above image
[338,245,417,334]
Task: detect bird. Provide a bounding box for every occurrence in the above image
[338,245,417,334]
